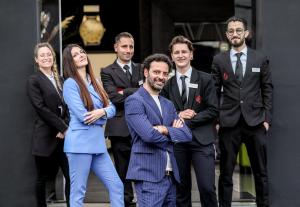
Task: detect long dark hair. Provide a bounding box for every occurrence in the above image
[62,44,109,110]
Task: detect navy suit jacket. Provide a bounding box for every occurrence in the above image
[125,87,192,183]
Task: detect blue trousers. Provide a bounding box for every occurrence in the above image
[66,152,124,207]
[134,175,176,207]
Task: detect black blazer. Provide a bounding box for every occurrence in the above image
[160,68,218,145]
[101,60,144,137]
[27,70,68,156]
[211,48,273,127]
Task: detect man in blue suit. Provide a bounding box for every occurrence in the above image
[125,53,192,207]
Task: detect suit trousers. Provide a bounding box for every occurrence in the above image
[110,136,134,205]
[218,116,269,207]
[66,152,124,207]
[134,175,176,207]
[174,141,218,207]
[35,143,70,207]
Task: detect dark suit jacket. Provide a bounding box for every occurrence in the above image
[125,87,192,183]
[101,60,144,137]
[27,70,68,156]
[161,68,218,145]
[211,48,273,127]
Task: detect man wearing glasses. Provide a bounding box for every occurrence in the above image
[212,16,273,207]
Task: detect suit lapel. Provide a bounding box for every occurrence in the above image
[170,75,184,110]
[186,68,198,109]
[160,97,171,126]
[131,62,142,86]
[139,87,163,122]
[241,48,253,86]
[38,71,62,100]
[112,61,131,86]
[88,82,101,100]
[224,51,235,79]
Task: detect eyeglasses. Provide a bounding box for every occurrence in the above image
[227,28,244,36]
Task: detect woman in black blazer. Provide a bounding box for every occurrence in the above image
[27,42,70,207]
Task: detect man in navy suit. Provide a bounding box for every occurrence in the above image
[125,53,192,207]
[212,16,273,207]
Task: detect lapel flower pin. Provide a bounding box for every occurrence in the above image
[195,95,202,104]
[223,72,228,80]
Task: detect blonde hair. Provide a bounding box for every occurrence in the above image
[34,42,62,91]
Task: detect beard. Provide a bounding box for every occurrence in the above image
[146,76,165,92]
[230,37,245,48]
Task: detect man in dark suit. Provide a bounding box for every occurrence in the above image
[125,53,192,206]
[161,36,219,207]
[101,32,143,206]
[211,16,273,207]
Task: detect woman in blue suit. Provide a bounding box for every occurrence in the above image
[62,44,124,207]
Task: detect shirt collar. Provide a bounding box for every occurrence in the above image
[44,71,54,79]
[117,59,132,70]
[176,66,192,81]
[230,46,248,57]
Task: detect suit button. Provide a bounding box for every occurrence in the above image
[240,100,244,104]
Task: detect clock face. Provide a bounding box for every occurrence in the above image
[79,15,105,45]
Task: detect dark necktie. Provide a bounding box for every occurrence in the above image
[180,75,187,106]
[123,65,132,81]
[235,52,243,83]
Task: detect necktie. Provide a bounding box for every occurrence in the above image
[235,52,243,83]
[180,75,187,106]
[123,65,132,81]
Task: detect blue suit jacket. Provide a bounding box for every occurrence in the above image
[63,78,116,153]
[125,87,192,183]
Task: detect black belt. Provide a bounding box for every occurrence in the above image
[165,170,173,176]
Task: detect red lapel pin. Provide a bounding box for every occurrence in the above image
[223,72,228,80]
[195,95,202,104]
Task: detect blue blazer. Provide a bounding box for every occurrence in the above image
[125,87,192,183]
[63,78,116,153]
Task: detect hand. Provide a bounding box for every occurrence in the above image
[263,122,269,131]
[56,132,65,139]
[179,109,196,120]
[153,125,169,135]
[172,119,184,128]
[84,109,106,125]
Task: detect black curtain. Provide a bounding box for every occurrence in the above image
[0,0,38,206]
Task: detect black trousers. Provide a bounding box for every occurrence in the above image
[218,116,269,207]
[175,141,218,207]
[34,143,70,207]
[110,136,134,206]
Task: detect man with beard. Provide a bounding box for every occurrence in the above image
[211,16,273,207]
[124,54,192,206]
[101,32,144,206]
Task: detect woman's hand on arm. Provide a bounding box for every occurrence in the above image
[84,109,106,125]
